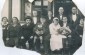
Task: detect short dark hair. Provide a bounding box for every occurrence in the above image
[24,16,32,21]
[1,17,8,21]
[40,16,47,20]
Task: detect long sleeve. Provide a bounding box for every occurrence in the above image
[49,24,57,35]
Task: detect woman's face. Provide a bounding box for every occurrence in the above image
[53,19,59,25]
[63,17,67,23]
[2,18,7,22]
[26,19,31,24]
[12,18,18,24]
[80,19,84,25]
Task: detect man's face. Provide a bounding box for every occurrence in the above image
[40,18,46,23]
[33,11,38,17]
[72,7,77,14]
[58,7,64,14]
[48,11,52,17]
[63,17,67,23]
[26,19,31,24]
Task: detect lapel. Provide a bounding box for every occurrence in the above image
[71,14,79,23]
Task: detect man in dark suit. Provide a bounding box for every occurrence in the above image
[57,7,66,27]
[68,7,80,31]
[68,7,81,53]
[32,11,40,24]
[20,16,34,49]
[47,11,53,24]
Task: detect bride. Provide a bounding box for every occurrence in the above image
[49,17,67,52]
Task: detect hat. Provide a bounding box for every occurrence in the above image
[53,17,59,21]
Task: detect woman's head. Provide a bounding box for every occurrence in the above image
[53,17,59,25]
[80,18,84,25]
[2,17,8,22]
[12,17,19,24]
[63,17,67,23]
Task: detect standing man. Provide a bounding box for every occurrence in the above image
[47,11,53,24]
[69,7,80,30]
[68,7,81,53]
[32,11,40,24]
[57,7,66,27]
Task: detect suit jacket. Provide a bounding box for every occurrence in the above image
[47,16,53,24]
[68,14,80,31]
[57,14,66,27]
[32,16,40,24]
[21,23,34,39]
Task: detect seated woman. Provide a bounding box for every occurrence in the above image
[49,17,67,54]
[1,17,9,46]
[7,17,21,47]
[75,18,84,47]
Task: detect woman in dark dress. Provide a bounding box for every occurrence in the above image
[75,18,84,47]
[1,17,9,46]
[7,17,21,47]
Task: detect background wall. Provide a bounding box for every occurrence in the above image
[12,0,21,20]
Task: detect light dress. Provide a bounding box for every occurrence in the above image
[49,23,66,51]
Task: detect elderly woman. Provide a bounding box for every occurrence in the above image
[49,17,67,53]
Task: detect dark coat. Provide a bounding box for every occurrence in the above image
[7,24,21,47]
[57,14,67,27]
[68,14,80,31]
[21,23,34,39]
[2,24,9,46]
[75,25,83,36]
[47,16,53,24]
[32,17,40,24]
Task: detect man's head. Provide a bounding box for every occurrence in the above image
[40,16,46,23]
[33,11,38,17]
[48,11,52,17]
[25,16,32,24]
[58,7,64,14]
[72,7,77,14]
[63,17,67,23]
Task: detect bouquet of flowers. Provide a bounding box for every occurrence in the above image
[58,27,71,36]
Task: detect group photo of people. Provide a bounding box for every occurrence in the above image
[1,0,85,54]
[1,5,84,55]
